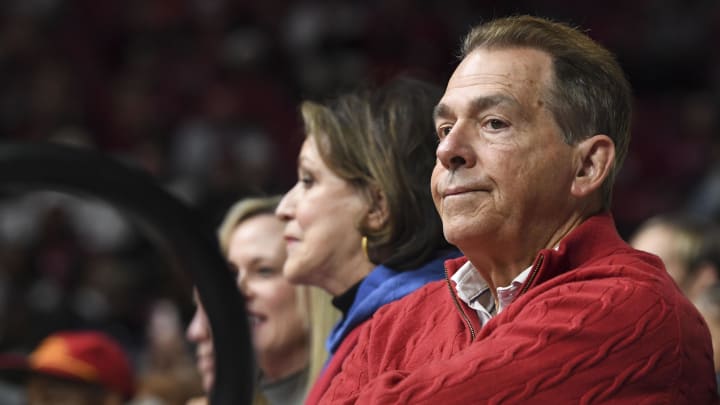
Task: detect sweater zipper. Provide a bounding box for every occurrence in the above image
[445,264,477,341]
[519,253,544,296]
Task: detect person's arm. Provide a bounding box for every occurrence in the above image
[321,279,710,404]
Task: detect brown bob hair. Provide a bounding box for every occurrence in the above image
[300,76,451,269]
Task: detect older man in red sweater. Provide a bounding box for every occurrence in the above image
[320,15,718,404]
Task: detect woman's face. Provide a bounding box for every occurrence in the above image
[186,214,307,390]
[186,291,214,392]
[229,214,308,362]
[276,137,372,294]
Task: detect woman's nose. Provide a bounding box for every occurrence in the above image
[236,272,253,299]
[186,307,210,342]
[275,186,297,221]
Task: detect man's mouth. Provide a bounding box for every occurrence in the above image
[443,185,488,197]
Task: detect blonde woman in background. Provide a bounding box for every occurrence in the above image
[186,196,339,405]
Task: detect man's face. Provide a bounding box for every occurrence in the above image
[431,47,577,256]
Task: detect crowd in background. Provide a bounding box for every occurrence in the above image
[0,1,719,403]
[0,0,719,226]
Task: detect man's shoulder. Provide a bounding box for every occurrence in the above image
[538,247,675,298]
[518,248,700,335]
[575,246,677,293]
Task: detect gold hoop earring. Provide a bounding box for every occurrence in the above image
[361,236,369,260]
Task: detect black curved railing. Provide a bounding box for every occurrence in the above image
[0,142,253,405]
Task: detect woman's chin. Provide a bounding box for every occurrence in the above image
[283,262,310,285]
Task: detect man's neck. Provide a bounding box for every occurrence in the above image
[466,211,588,296]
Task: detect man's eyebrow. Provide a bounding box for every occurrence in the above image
[433,94,521,122]
[469,94,520,113]
[433,103,451,122]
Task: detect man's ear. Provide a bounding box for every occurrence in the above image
[366,185,389,231]
[570,134,615,198]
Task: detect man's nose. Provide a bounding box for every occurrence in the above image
[436,123,475,171]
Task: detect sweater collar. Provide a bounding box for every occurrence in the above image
[445,212,623,291]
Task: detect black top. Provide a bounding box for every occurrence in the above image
[331,279,363,317]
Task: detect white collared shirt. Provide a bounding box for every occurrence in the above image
[451,261,532,327]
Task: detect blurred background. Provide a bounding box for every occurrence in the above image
[0,0,718,402]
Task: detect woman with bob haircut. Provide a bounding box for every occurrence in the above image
[276,76,460,403]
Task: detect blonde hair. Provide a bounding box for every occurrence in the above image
[306,287,340,389]
[631,213,706,285]
[217,196,283,254]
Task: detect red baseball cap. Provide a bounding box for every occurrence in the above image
[28,330,135,399]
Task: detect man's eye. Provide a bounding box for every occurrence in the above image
[487,119,507,130]
[437,125,452,138]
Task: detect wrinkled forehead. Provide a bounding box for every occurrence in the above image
[446,47,554,96]
[436,47,555,120]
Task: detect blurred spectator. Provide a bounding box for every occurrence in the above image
[688,164,720,223]
[25,330,134,405]
[629,213,708,299]
[0,1,715,235]
[132,299,202,405]
[691,225,720,391]
[186,196,337,405]
[0,189,201,403]
[692,225,720,292]
[695,284,720,391]
[0,0,717,231]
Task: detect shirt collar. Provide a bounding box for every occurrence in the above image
[450,261,532,319]
[496,267,531,313]
[451,260,489,304]
[452,246,559,321]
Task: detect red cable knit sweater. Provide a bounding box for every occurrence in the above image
[320,213,718,404]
